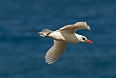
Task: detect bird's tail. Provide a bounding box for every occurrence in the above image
[38,29,52,37]
[5,21,52,37]
[5,21,38,34]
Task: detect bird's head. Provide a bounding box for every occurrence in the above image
[78,35,93,44]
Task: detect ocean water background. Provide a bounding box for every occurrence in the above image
[0,0,116,78]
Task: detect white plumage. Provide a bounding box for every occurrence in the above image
[5,21,92,64]
[39,22,92,64]
[45,40,67,64]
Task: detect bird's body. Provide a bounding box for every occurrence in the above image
[48,31,80,43]
[39,22,93,64]
[6,21,93,64]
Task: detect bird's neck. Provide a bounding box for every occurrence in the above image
[75,34,83,40]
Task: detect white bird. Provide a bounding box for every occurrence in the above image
[39,22,93,64]
[5,21,93,64]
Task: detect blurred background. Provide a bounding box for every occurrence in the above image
[0,0,116,78]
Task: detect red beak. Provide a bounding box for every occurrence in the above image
[86,39,93,44]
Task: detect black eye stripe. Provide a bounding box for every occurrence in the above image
[82,37,86,40]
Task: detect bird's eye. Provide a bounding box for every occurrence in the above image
[82,37,86,40]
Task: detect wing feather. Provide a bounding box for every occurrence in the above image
[59,22,90,33]
[45,40,67,64]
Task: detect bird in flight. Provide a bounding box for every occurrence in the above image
[6,21,93,64]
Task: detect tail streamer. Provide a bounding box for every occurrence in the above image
[5,21,38,34]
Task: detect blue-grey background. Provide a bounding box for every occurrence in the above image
[0,0,116,78]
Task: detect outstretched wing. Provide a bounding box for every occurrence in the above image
[45,40,67,64]
[59,22,90,34]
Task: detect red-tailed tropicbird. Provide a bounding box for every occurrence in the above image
[6,21,93,64]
